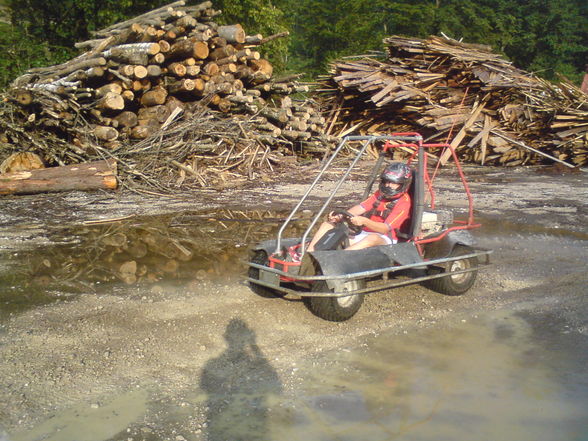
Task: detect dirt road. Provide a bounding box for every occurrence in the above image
[0,164,587,440]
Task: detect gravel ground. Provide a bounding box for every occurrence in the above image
[0,163,586,440]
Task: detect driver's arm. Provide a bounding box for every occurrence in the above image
[327,204,365,222]
[348,204,366,216]
[351,216,391,234]
[349,204,391,234]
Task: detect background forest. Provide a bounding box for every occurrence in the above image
[0,0,586,89]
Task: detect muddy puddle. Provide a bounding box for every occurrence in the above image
[2,208,586,318]
[0,209,310,318]
[269,308,588,441]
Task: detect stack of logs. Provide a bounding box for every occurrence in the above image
[320,35,587,167]
[3,0,332,187]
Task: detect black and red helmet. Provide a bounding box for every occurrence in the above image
[379,162,413,198]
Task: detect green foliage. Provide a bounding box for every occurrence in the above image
[0,22,74,88]
[213,0,290,71]
[5,0,174,46]
[0,0,586,89]
[284,0,587,82]
[498,0,587,81]
[0,0,173,89]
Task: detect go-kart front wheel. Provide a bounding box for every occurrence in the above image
[305,279,365,322]
[248,250,281,298]
[424,245,478,295]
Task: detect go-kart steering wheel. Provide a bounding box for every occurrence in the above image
[331,209,363,235]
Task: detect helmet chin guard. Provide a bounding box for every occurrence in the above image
[379,162,413,198]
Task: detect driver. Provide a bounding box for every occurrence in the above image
[307,162,413,252]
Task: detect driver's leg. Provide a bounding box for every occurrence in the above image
[346,233,389,250]
[307,222,335,252]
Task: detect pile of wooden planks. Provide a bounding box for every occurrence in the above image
[320,35,587,167]
[1,1,331,191]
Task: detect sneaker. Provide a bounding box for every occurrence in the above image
[288,246,302,263]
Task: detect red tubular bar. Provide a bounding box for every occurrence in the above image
[415,224,481,245]
[382,139,476,227]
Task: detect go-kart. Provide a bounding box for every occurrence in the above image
[245,133,492,321]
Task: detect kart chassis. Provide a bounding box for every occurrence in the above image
[246,133,492,304]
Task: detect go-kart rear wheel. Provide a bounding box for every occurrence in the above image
[424,245,478,296]
[306,279,365,322]
[248,251,281,298]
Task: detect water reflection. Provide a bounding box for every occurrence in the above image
[0,209,308,313]
[201,319,282,441]
[8,389,147,441]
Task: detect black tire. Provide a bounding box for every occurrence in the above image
[248,251,281,298]
[306,279,365,322]
[424,245,478,296]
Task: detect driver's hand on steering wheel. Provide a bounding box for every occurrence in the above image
[328,211,344,223]
[349,215,366,227]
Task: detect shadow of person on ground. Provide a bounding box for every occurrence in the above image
[200,318,282,441]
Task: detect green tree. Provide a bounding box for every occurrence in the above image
[283,0,587,82]
[0,22,71,87]
[1,0,169,88]
[0,0,292,88]
[1,0,586,89]
[213,0,290,70]
[499,0,587,81]
[7,0,169,46]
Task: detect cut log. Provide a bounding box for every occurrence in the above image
[140,87,168,106]
[131,119,160,139]
[13,89,33,106]
[165,96,186,113]
[93,125,120,141]
[138,105,170,123]
[151,53,166,64]
[191,78,205,94]
[235,48,251,59]
[216,98,232,112]
[105,43,161,64]
[185,65,201,76]
[132,65,147,79]
[96,92,125,111]
[176,15,198,30]
[202,62,219,76]
[282,129,311,141]
[220,64,237,75]
[249,59,273,83]
[0,152,44,174]
[217,24,245,44]
[120,90,135,103]
[168,38,209,60]
[168,78,195,93]
[259,107,288,124]
[209,36,227,48]
[114,111,139,128]
[158,40,171,53]
[146,65,163,77]
[118,260,137,284]
[167,62,187,77]
[245,34,263,45]
[0,159,117,195]
[87,66,106,78]
[209,45,237,61]
[216,55,237,66]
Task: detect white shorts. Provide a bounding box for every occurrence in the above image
[349,231,396,246]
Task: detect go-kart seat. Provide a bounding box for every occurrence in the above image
[395,166,422,241]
